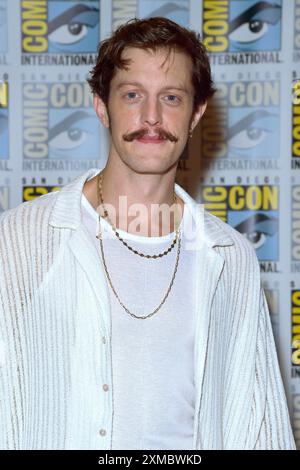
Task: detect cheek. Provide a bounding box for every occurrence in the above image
[165,113,189,134]
[110,103,140,127]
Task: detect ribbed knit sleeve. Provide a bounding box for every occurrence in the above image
[0,210,21,449]
[0,196,62,450]
[249,286,296,449]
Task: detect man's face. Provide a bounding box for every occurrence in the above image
[94,46,206,175]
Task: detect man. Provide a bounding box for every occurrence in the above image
[0,17,296,450]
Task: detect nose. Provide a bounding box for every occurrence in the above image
[141,96,162,127]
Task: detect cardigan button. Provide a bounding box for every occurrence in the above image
[99,429,106,437]
[103,384,109,392]
[102,337,106,344]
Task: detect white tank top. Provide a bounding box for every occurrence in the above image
[81,192,197,450]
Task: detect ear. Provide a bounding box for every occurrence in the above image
[93,94,110,128]
[190,101,207,133]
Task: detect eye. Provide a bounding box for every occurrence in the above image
[228,2,282,45]
[48,23,88,45]
[228,127,269,149]
[48,110,93,151]
[234,212,278,252]
[229,20,268,44]
[47,5,99,46]
[49,127,89,150]
[125,92,139,100]
[165,95,180,103]
[242,231,267,250]
[228,110,276,151]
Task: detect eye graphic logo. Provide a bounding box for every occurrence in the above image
[23,82,99,160]
[203,0,282,53]
[0,80,8,160]
[231,211,278,260]
[138,0,189,27]
[200,184,279,261]
[21,1,100,54]
[201,80,280,159]
[0,0,7,53]
[48,1,99,53]
[48,109,98,159]
[227,108,278,158]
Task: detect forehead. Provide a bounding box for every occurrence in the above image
[111,46,193,88]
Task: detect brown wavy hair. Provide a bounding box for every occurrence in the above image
[87,16,216,114]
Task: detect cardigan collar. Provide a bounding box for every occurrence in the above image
[48,167,234,249]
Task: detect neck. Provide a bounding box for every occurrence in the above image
[83,161,184,237]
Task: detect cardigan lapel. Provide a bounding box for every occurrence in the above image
[67,222,112,335]
[193,248,227,450]
[49,167,112,334]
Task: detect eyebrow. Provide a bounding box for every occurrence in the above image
[115,81,189,94]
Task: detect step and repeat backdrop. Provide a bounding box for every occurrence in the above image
[0,0,299,449]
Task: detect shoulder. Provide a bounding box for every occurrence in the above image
[0,191,59,255]
[0,190,58,229]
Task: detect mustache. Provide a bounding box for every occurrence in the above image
[122,128,178,143]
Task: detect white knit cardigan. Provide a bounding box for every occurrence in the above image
[0,167,296,450]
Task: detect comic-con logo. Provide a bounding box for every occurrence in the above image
[23,185,60,201]
[0,79,8,160]
[200,184,279,261]
[0,0,7,53]
[203,0,282,53]
[292,78,300,164]
[21,0,99,64]
[291,290,300,372]
[201,78,280,159]
[22,81,99,159]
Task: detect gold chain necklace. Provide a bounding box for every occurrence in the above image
[98,222,181,319]
[96,170,181,259]
[95,171,182,319]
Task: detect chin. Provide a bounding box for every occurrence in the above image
[124,156,178,175]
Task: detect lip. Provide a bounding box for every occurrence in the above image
[136,136,167,144]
